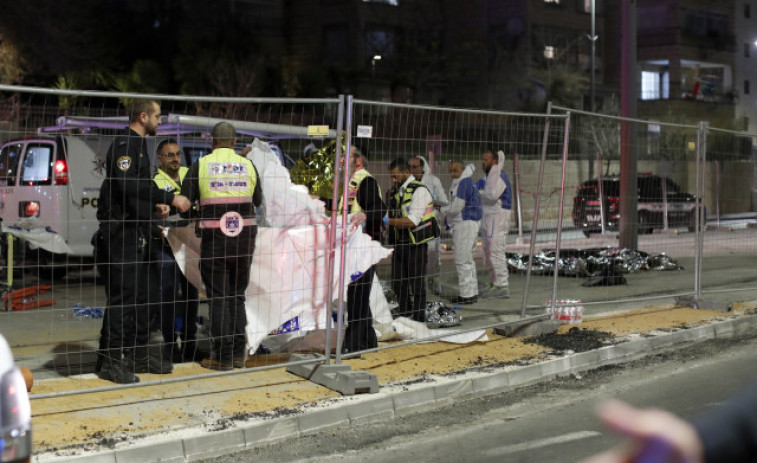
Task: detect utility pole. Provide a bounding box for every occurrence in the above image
[619,0,638,250]
[590,0,597,112]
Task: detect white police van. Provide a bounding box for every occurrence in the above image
[0,115,305,278]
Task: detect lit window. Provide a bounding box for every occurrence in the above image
[544,45,556,59]
[641,71,660,100]
[544,0,561,3]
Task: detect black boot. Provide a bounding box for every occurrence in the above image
[98,353,139,384]
[131,346,173,374]
[181,339,209,363]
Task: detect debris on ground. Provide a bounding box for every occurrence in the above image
[523,326,616,352]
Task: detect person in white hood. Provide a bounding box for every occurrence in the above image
[440,161,483,304]
[409,154,448,294]
[477,149,513,298]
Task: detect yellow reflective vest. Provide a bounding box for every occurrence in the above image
[198,148,257,205]
[390,181,440,245]
[338,168,381,214]
[153,166,188,194]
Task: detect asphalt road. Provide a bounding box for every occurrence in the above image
[201,330,757,463]
[3,226,757,380]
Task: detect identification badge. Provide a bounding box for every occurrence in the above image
[117,156,131,172]
[220,211,244,237]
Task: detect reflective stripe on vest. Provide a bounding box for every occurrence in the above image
[392,181,437,245]
[198,217,257,229]
[153,166,188,194]
[338,169,381,214]
[198,148,257,202]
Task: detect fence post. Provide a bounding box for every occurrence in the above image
[521,103,554,319]
[324,94,346,364]
[549,112,572,312]
[694,121,708,299]
[332,95,354,364]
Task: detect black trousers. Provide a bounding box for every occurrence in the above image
[200,227,255,364]
[97,225,154,363]
[344,265,377,352]
[150,239,199,357]
[391,242,428,322]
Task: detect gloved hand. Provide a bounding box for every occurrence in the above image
[382,215,389,226]
[476,179,486,190]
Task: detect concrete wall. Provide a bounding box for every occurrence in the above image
[363,158,756,227]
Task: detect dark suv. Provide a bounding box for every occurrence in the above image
[572,174,699,236]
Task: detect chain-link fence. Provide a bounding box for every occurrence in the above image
[1,84,756,398]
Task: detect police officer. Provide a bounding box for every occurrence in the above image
[338,145,387,353]
[151,138,205,364]
[386,158,440,323]
[96,99,191,384]
[183,121,263,371]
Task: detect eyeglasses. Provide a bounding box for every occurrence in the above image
[159,152,181,160]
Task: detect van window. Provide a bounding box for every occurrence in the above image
[0,143,22,186]
[20,143,53,185]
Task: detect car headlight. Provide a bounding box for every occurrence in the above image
[0,367,31,463]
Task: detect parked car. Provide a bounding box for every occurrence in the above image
[0,333,32,463]
[572,174,699,236]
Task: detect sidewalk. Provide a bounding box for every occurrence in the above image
[32,302,757,463]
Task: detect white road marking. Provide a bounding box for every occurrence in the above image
[483,430,603,456]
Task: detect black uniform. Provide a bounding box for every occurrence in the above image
[95,129,175,383]
[343,173,387,353]
[183,151,263,366]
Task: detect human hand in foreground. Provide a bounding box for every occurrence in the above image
[171,194,191,213]
[155,203,170,218]
[350,212,367,227]
[580,399,704,463]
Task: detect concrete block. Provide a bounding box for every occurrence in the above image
[347,396,395,425]
[433,378,474,402]
[495,316,557,337]
[470,371,510,395]
[675,296,732,312]
[114,441,185,463]
[540,357,572,378]
[570,350,601,371]
[297,407,350,434]
[713,322,735,338]
[184,428,245,461]
[392,387,437,416]
[243,417,300,446]
[730,316,757,336]
[55,452,117,463]
[506,363,543,387]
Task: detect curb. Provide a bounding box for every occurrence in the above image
[38,314,757,463]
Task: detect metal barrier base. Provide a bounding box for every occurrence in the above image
[493,314,557,337]
[286,353,379,395]
[675,296,732,313]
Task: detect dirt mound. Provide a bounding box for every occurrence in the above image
[524,326,615,352]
